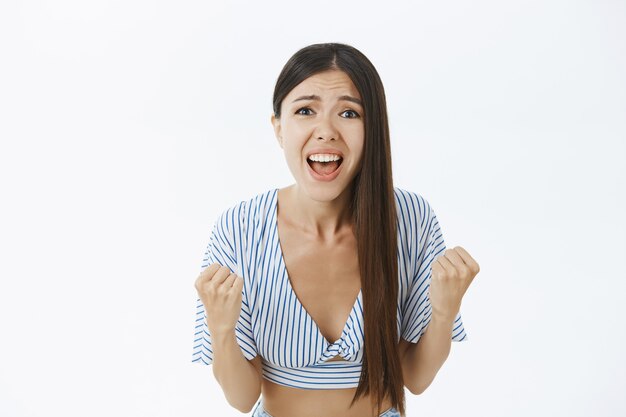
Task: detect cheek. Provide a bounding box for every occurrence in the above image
[348,124,365,143]
[281,123,302,141]
[281,126,309,151]
[286,123,307,141]
[349,130,365,156]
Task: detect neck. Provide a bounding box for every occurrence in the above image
[281,184,354,241]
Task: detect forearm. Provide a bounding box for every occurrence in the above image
[402,313,455,394]
[211,330,261,412]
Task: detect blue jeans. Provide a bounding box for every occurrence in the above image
[251,400,402,417]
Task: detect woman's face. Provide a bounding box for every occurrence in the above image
[271,69,365,202]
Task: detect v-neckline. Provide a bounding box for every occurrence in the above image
[272,187,362,347]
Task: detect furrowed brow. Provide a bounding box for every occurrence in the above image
[292,95,363,106]
[338,95,363,106]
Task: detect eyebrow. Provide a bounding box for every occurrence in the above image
[291,94,363,106]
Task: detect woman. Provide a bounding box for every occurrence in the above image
[192,42,479,417]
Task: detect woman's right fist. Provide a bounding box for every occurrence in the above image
[194,262,244,335]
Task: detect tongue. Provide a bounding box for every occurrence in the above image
[310,161,340,175]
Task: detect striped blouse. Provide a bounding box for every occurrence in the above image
[191,187,468,389]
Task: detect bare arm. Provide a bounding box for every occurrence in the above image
[400,246,479,394]
[398,312,455,395]
[212,330,263,412]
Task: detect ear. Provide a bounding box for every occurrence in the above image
[271,113,283,148]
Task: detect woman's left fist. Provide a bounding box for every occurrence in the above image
[429,246,479,321]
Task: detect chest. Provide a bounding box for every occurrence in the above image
[276,223,362,347]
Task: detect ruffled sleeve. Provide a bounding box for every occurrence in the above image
[401,198,468,344]
[191,204,257,365]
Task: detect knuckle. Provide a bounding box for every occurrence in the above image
[195,279,207,293]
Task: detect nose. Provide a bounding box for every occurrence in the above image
[314,113,338,141]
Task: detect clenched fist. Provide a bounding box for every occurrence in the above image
[194,262,245,335]
[429,246,480,322]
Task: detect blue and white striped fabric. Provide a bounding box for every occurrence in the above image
[192,187,468,389]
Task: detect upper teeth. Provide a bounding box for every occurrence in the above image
[308,153,342,162]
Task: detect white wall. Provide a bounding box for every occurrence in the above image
[1,0,624,416]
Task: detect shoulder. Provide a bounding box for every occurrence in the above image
[392,186,435,227]
[213,188,277,235]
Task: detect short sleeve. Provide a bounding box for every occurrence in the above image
[401,201,468,344]
[191,205,257,365]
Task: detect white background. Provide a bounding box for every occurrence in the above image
[1,1,625,416]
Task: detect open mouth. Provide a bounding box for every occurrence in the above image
[307,156,343,176]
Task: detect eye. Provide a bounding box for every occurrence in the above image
[295,107,314,116]
[341,109,360,119]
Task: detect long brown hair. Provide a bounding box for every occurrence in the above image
[272,43,404,416]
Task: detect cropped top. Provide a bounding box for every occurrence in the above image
[191,187,468,389]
